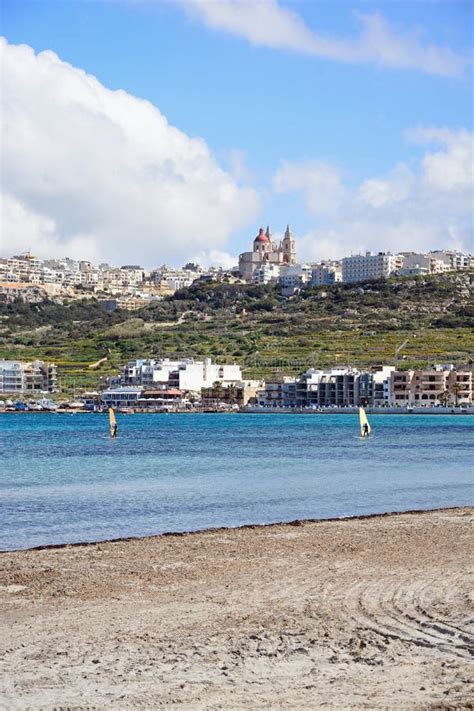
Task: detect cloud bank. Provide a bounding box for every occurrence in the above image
[0,38,259,266]
[180,0,466,77]
[275,128,473,262]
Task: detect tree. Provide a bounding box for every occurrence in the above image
[450,381,463,407]
[438,390,450,407]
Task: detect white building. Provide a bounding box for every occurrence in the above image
[311,261,342,286]
[342,252,402,283]
[279,264,312,289]
[117,358,242,393]
[253,263,281,285]
[0,360,58,393]
[257,377,297,408]
[101,386,142,409]
[428,251,472,271]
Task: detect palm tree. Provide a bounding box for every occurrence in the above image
[451,381,463,407]
[438,390,450,407]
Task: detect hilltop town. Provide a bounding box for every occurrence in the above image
[1,226,472,307]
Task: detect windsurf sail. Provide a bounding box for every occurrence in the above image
[359,406,371,437]
[108,407,117,438]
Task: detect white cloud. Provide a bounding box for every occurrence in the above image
[179,0,466,76]
[273,160,345,216]
[0,38,260,266]
[357,164,414,208]
[280,128,473,262]
[411,127,473,191]
[190,249,237,270]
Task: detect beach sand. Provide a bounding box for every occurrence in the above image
[1,508,473,709]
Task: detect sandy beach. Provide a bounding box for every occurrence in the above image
[1,508,473,709]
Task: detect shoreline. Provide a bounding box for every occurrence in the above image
[1,507,472,708]
[2,504,471,554]
[1,406,473,415]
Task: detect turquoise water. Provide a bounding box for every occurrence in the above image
[1,413,472,551]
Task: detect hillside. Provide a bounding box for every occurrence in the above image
[0,271,472,394]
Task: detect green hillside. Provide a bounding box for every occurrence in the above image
[0,271,472,395]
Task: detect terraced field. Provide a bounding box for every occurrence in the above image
[0,270,472,394]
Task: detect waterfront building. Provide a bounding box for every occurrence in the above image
[258,369,361,408]
[389,365,473,406]
[256,377,297,408]
[306,368,360,407]
[101,386,142,409]
[258,367,397,409]
[357,366,394,406]
[116,358,242,393]
[239,225,297,281]
[0,360,58,393]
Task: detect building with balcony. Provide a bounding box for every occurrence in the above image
[257,377,297,408]
[0,360,58,393]
[389,365,473,406]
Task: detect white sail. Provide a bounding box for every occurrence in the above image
[359,407,371,437]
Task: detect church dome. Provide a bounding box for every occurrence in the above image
[254,228,269,243]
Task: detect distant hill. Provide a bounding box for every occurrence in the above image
[0,271,472,394]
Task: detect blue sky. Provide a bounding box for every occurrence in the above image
[1,0,472,266]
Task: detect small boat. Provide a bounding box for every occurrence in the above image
[38,398,58,411]
[27,400,43,411]
[108,407,118,438]
[359,406,371,438]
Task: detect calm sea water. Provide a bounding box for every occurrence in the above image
[1,413,472,551]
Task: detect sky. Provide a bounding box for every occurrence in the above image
[0,0,472,268]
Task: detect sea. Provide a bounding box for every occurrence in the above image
[1,412,472,551]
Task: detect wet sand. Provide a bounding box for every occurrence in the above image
[1,508,473,709]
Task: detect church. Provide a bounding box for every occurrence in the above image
[238,225,297,281]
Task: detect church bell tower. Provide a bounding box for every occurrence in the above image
[281,225,297,264]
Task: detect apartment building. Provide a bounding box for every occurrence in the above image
[427,251,472,271]
[258,368,363,408]
[0,360,58,393]
[389,366,473,406]
[253,263,281,285]
[257,377,297,408]
[356,366,394,406]
[342,252,402,283]
[310,261,342,286]
[279,264,312,289]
